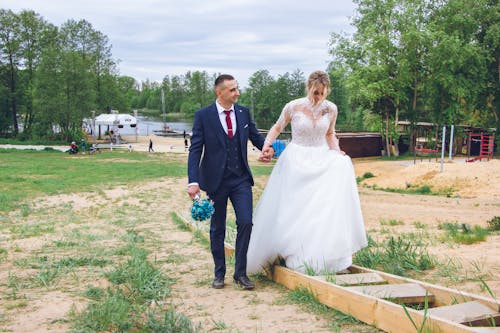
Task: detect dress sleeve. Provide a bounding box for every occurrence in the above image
[264,101,292,146]
[326,103,341,151]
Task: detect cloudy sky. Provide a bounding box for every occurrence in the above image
[5,0,357,88]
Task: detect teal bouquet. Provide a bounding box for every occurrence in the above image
[191,195,215,221]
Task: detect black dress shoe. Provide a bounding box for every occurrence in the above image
[233,275,255,290]
[212,277,224,289]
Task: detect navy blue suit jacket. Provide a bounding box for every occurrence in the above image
[188,103,265,194]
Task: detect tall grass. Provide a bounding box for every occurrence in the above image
[438,222,489,244]
[354,235,436,276]
[71,232,199,332]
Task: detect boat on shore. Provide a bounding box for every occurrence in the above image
[153,124,187,137]
[154,88,189,138]
[153,129,185,137]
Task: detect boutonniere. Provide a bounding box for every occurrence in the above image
[321,108,330,116]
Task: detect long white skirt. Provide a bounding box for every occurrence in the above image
[247,142,368,275]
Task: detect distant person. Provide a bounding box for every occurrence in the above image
[81,139,87,154]
[128,144,133,152]
[69,141,78,154]
[184,138,189,151]
[149,139,154,152]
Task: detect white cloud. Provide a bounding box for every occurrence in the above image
[4,0,357,87]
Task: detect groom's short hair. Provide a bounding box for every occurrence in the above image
[215,74,234,88]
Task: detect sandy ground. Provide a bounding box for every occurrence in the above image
[127,134,500,299]
[0,134,499,332]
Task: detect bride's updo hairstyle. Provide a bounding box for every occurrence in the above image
[307,70,330,105]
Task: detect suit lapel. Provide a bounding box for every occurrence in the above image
[235,105,246,141]
[208,103,226,147]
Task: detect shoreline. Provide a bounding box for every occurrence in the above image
[0,134,265,157]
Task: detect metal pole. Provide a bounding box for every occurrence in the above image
[448,125,454,161]
[161,88,166,129]
[133,110,138,142]
[440,126,446,172]
[91,110,96,144]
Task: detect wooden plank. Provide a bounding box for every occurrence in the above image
[462,313,500,328]
[350,265,500,309]
[346,283,435,304]
[469,328,500,333]
[426,301,498,324]
[273,265,477,333]
[312,273,386,286]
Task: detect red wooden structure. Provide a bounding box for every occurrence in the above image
[466,132,495,162]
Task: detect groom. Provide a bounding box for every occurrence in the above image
[187,74,273,290]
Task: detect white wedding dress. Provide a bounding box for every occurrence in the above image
[247,97,367,275]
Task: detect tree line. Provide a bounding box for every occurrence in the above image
[1,0,498,153]
[329,0,498,154]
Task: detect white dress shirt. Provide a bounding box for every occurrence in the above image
[216,100,237,135]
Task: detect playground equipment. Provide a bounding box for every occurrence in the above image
[466,132,495,162]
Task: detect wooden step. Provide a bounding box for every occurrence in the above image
[313,273,386,286]
[469,328,500,333]
[426,301,498,325]
[464,313,500,328]
[346,283,434,304]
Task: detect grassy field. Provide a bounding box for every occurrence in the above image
[0,149,496,332]
[0,149,273,212]
[0,149,282,332]
[0,149,188,212]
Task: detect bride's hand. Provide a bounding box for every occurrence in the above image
[259,147,274,162]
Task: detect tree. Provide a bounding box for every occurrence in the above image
[246,70,277,128]
[0,9,22,135]
[18,10,51,135]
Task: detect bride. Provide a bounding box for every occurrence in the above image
[248,70,368,275]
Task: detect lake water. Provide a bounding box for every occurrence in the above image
[110,115,193,136]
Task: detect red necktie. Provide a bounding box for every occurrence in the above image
[224,110,233,138]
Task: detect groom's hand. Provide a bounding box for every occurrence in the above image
[187,184,200,199]
[259,147,274,162]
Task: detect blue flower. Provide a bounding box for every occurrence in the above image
[191,196,215,221]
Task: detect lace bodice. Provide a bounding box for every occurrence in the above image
[268,97,339,149]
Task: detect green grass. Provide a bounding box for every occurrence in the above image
[380,219,405,226]
[365,183,455,197]
[354,235,436,276]
[487,216,500,231]
[357,171,375,183]
[0,247,7,263]
[279,287,377,332]
[71,233,197,332]
[438,222,489,244]
[0,153,202,332]
[0,138,67,145]
[0,149,186,212]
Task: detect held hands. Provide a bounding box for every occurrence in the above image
[258,146,274,162]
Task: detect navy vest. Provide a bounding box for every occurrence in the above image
[224,132,245,177]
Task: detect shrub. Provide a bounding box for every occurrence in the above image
[486,216,500,231]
